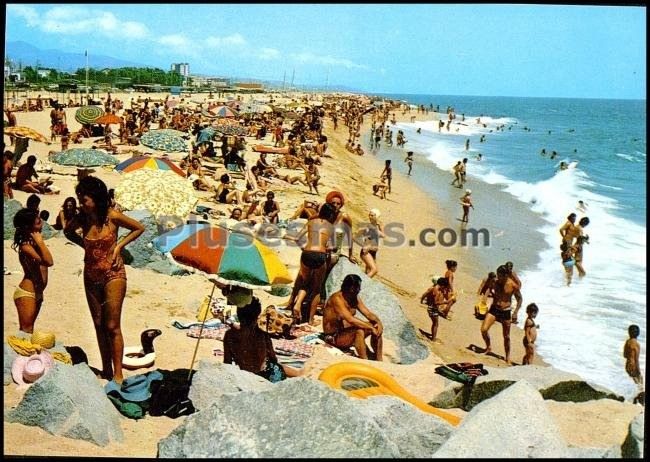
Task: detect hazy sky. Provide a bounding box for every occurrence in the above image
[5,4,647,99]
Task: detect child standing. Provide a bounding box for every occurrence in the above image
[623,325,644,398]
[404,151,414,176]
[522,303,539,365]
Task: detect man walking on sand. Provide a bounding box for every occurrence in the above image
[480,265,522,364]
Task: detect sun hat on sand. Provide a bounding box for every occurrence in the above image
[11,350,55,386]
[104,371,163,402]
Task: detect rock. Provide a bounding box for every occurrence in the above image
[621,412,644,458]
[4,343,19,385]
[324,258,428,364]
[566,445,622,458]
[6,363,123,447]
[158,378,397,458]
[429,365,624,411]
[4,199,57,241]
[188,361,272,411]
[356,396,453,457]
[432,380,569,458]
[117,209,186,275]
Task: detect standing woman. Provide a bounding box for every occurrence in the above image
[65,176,145,383]
[356,208,384,279]
[12,209,54,333]
[440,260,459,319]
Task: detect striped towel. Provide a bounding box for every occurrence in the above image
[187,324,229,340]
[272,339,315,358]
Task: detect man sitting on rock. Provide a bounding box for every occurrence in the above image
[322,274,383,361]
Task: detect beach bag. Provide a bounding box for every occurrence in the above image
[435,362,488,385]
[149,376,195,419]
[474,297,489,320]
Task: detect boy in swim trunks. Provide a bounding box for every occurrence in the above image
[420,277,450,342]
[624,324,644,398]
[322,274,383,361]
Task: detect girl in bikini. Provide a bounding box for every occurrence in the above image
[356,208,384,278]
[284,203,337,325]
[12,208,54,333]
[65,176,145,383]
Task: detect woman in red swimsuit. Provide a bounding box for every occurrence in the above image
[65,176,144,384]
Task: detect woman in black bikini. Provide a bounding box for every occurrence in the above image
[214,173,243,205]
[284,203,337,325]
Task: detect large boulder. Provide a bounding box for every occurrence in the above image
[159,378,399,458]
[355,395,453,457]
[621,412,644,458]
[429,365,624,411]
[432,380,569,458]
[118,210,188,276]
[188,360,272,411]
[324,258,428,364]
[5,362,123,446]
[4,199,57,241]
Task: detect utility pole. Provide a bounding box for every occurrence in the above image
[282,70,286,92]
[325,66,330,92]
[85,49,89,105]
[290,68,295,92]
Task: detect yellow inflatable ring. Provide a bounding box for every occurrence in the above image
[318,361,461,426]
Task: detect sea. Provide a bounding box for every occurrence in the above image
[371,93,646,400]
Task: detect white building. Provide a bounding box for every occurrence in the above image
[170,63,190,77]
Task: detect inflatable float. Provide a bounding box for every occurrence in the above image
[252,145,290,154]
[123,329,162,370]
[318,361,461,426]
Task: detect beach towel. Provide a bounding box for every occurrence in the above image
[271,339,315,358]
[187,324,229,341]
[434,362,488,385]
[172,318,223,330]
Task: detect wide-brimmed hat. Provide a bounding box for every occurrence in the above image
[12,351,55,386]
[104,371,163,402]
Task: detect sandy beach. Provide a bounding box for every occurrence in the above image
[1,90,576,456]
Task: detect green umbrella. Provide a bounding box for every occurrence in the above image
[75,105,105,125]
[50,148,119,167]
[140,129,188,152]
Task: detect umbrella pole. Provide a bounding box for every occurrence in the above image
[187,281,218,381]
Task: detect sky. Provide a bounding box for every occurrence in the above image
[5,4,647,99]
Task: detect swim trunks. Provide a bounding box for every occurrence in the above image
[427,304,440,319]
[300,250,328,270]
[488,305,512,323]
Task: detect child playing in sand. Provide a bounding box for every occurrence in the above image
[522,303,539,365]
[372,175,389,200]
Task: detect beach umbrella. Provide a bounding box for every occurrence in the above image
[208,105,239,118]
[153,222,293,290]
[140,129,188,152]
[95,113,123,125]
[212,123,248,137]
[4,126,51,144]
[240,103,273,114]
[225,100,241,109]
[114,155,186,177]
[75,105,104,125]
[50,148,119,167]
[166,99,179,109]
[114,169,197,218]
[153,221,292,379]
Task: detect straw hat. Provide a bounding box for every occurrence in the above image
[31,331,56,349]
[465,189,472,194]
[12,351,55,386]
[257,305,292,335]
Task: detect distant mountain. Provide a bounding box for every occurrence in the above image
[5,41,150,72]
